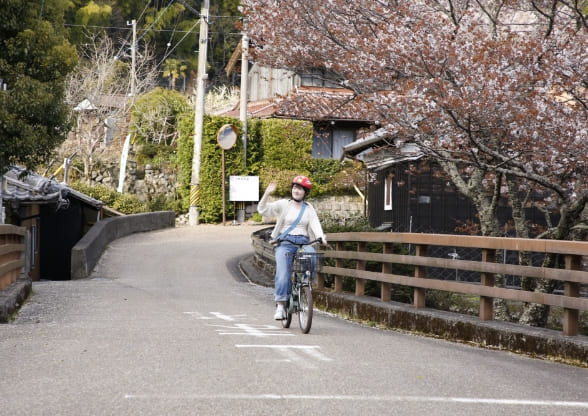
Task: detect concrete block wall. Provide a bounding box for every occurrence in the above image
[262,195,364,222]
[309,195,365,218]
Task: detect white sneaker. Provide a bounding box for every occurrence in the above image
[273,305,285,320]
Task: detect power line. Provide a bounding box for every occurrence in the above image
[136,0,176,43]
[66,24,198,34]
[156,20,201,70]
[65,20,239,33]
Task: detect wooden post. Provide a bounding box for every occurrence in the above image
[479,249,495,321]
[316,266,325,290]
[334,241,344,293]
[0,234,7,290]
[413,244,427,308]
[563,255,580,336]
[356,242,366,296]
[381,243,392,302]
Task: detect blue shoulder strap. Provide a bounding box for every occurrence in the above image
[276,202,307,241]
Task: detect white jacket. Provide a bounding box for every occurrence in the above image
[258,198,325,242]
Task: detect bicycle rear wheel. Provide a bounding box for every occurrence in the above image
[298,285,313,333]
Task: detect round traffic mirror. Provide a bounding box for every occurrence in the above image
[217,124,238,150]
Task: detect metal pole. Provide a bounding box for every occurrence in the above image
[189,0,209,226]
[0,175,4,224]
[222,149,226,225]
[240,33,248,168]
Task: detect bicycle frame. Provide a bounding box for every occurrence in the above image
[279,239,324,334]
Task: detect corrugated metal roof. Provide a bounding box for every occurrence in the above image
[1,166,103,210]
[343,127,398,156]
[361,147,423,171]
[72,95,130,111]
[342,126,423,170]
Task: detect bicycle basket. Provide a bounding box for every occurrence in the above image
[291,252,324,280]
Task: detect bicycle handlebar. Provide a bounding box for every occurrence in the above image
[279,237,325,247]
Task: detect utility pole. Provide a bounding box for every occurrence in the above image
[128,19,137,97]
[119,19,136,196]
[189,0,209,226]
[240,32,249,168]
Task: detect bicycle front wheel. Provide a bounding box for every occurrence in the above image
[282,299,292,328]
[298,285,313,334]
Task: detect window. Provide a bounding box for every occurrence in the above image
[300,69,340,88]
[312,127,355,159]
[384,172,393,211]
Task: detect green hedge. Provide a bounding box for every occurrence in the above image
[177,111,196,212]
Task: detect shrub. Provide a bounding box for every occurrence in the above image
[147,194,184,215]
[70,182,147,214]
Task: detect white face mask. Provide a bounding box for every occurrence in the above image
[291,184,306,202]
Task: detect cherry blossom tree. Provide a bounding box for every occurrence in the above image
[241,0,588,325]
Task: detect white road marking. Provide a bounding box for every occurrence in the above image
[236,344,333,368]
[123,394,588,408]
[184,311,249,321]
[211,323,293,337]
[209,312,249,321]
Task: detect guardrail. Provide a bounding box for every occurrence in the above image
[321,232,588,336]
[0,225,26,291]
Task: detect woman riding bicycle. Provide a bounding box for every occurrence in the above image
[258,175,327,320]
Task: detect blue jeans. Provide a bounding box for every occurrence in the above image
[274,235,315,302]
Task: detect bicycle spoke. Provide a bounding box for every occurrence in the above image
[298,285,313,333]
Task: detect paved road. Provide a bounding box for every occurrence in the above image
[1,225,587,415]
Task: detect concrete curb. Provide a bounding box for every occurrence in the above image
[240,253,588,366]
[0,277,32,323]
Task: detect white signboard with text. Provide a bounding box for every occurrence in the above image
[229,176,259,202]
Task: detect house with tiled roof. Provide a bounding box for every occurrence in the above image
[224,56,373,161]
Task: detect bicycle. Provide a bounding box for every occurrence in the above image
[279,238,324,334]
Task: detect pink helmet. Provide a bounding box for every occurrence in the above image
[292,175,312,191]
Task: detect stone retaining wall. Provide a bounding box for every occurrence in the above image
[309,195,365,218]
[90,162,178,203]
[261,195,364,223]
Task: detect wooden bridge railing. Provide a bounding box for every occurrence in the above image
[0,225,26,291]
[319,232,588,337]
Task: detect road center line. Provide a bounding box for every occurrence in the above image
[235,344,321,349]
[123,394,588,407]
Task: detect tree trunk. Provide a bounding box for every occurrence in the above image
[519,196,587,327]
[506,176,534,291]
[439,161,510,321]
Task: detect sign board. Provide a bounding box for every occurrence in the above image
[229,176,259,202]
